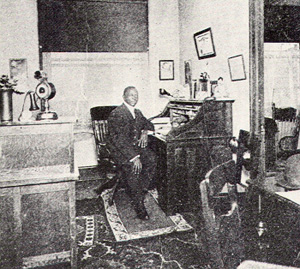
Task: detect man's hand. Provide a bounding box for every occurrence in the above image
[138,130,148,148]
[132,157,142,174]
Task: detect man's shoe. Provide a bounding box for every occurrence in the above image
[137,210,149,220]
[135,202,149,220]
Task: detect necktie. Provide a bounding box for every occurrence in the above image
[134,109,138,119]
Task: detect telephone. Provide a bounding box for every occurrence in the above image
[34,71,58,120]
[18,71,58,121]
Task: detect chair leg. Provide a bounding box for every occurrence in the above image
[108,177,120,206]
[94,176,118,196]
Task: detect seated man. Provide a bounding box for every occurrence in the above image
[107,86,156,220]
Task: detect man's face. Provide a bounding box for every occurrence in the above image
[123,88,138,107]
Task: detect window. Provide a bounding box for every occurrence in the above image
[38,0,148,52]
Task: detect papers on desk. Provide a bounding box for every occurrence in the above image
[151,117,170,124]
[155,126,172,136]
[152,117,172,136]
[276,190,300,205]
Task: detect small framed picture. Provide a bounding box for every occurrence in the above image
[194,28,216,60]
[228,54,246,81]
[159,60,174,80]
[9,59,28,80]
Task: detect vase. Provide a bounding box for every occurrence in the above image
[0,90,13,122]
[200,80,208,92]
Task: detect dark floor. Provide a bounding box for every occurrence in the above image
[75,167,211,268]
[76,198,210,268]
[73,166,247,269]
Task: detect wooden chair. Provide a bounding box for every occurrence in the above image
[200,159,244,268]
[277,119,300,159]
[90,106,121,204]
[272,103,300,159]
[90,106,117,168]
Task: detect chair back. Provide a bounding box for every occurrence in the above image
[90,106,117,162]
[272,103,297,140]
[272,103,300,156]
[200,159,243,268]
[205,160,236,197]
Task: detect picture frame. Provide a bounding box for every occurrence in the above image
[194,28,216,60]
[9,58,28,80]
[159,60,174,80]
[228,54,246,81]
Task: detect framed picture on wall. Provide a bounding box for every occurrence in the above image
[228,54,246,81]
[159,60,174,80]
[194,28,216,60]
[9,59,27,80]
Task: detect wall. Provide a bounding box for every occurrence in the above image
[0,0,180,122]
[43,52,150,120]
[0,0,250,165]
[0,0,180,167]
[42,0,181,120]
[178,0,250,136]
[0,0,39,121]
[148,0,181,114]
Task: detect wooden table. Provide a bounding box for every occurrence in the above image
[0,120,78,268]
[244,178,300,267]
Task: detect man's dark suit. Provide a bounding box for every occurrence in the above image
[107,103,156,210]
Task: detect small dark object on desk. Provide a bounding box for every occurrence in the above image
[159,88,173,97]
[172,114,189,126]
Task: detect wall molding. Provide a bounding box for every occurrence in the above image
[44,52,148,67]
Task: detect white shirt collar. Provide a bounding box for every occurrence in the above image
[123,102,136,118]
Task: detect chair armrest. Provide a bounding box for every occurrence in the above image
[279,134,298,152]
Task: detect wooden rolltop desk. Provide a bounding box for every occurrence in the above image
[150,99,234,215]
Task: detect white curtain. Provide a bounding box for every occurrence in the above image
[264,43,300,118]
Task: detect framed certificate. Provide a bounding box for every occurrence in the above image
[194,28,216,60]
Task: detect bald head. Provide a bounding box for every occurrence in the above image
[123,86,138,107]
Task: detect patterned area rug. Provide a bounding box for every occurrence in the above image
[76,212,210,268]
[75,168,210,268]
[101,189,193,242]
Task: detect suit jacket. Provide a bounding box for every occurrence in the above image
[107,103,154,164]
